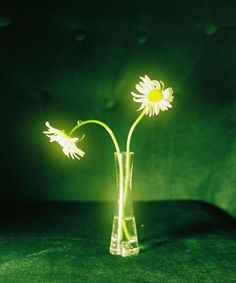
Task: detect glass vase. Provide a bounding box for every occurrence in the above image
[109,152,139,257]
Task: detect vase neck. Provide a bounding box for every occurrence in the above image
[114,151,134,158]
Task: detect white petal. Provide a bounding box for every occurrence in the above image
[165,101,172,108]
[137,103,146,111]
[145,106,150,116]
[45,122,50,127]
[133,97,147,103]
[139,81,152,91]
[152,80,161,89]
[135,84,148,94]
[158,100,168,111]
[144,75,152,84]
[131,92,146,98]
[145,104,152,116]
[140,75,154,88]
[154,104,160,115]
[71,137,79,142]
[45,121,53,129]
[74,154,80,160]
[163,88,174,101]
[76,148,85,157]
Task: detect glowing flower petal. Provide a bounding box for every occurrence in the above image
[163,87,174,102]
[43,122,85,160]
[135,84,148,95]
[131,75,174,117]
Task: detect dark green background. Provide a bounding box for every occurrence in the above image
[1,0,236,215]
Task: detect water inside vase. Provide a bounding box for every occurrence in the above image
[110,216,139,257]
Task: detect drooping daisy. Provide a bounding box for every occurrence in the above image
[43,121,85,160]
[131,75,174,117]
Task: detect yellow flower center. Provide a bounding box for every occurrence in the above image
[147,89,163,103]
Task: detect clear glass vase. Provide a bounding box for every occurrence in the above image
[109,152,139,257]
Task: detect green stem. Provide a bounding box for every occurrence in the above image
[122,111,145,241]
[123,110,146,231]
[70,120,121,154]
[126,110,146,154]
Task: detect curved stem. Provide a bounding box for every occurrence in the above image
[70,120,126,243]
[126,110,146,153]
[70,120,121,154]
[123,110,146,228]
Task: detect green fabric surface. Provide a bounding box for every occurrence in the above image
[0,201,235,282]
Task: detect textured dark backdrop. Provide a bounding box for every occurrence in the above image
[1,0,236,215]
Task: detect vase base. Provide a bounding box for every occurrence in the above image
[110,243,139,257]
[109,216,139,257]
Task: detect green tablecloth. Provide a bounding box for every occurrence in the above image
[0,201,235,282]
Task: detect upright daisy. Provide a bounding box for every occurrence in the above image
[131,75,174,117]
[43,121,85,160]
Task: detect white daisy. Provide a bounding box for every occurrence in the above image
[43,121,85,160]
[131,75,174,117]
